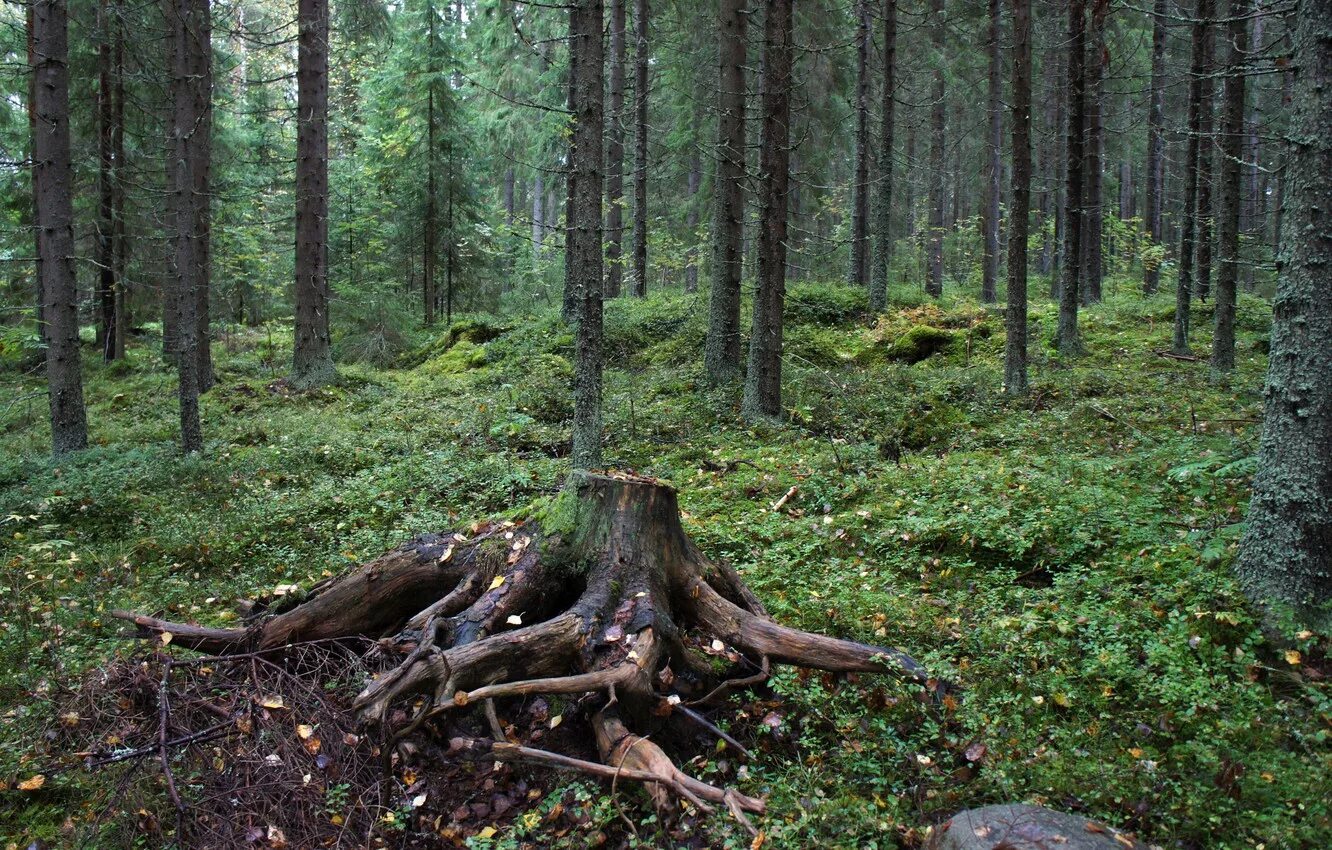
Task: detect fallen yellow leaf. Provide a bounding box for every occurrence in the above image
[159,631,173,646]
[17,775,45,791]
[297,724,315,740]
[488,575,506,591]
[1285,649,1302,666]
[259,695,286,710]
[478,826,497,840]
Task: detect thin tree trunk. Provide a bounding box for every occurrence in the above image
[446,140,454,324]
[169,0,205,452]
[111,12,127,359]
[195,0,213,393]
[849,0,871,288]
[33,0,87,455]
[685,150,700,292]
[1143,0,1167,294]
[1211,0,1250,374]
[1195,11,1217,303]
[1174,0,1214,353]
[96,0,118,361]
[868,0,897,311]
[981,0,1002,303]
[423,2,438,326]
[606,0,626,297]
[742,0,793,420]
[926,0,946,298]
[1049,39,1066,294]
[570,0,605,469]
[532,171,545,264]
[1057,0,1086,354]
[1081,0,1107,305]
[630,0,649,296]
[1005,0,1032,396]
[292,0,334,387]
[704,0,746,382]
[563,46,579,321]
[1233,0,1332,625]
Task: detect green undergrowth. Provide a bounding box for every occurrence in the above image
[0,280,1326,848]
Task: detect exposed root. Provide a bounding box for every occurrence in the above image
[106,472,932,838]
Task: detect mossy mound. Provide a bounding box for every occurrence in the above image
[398,316,510,369]
[885,325,955,363]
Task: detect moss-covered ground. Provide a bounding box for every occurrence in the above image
[0,280,1327,848]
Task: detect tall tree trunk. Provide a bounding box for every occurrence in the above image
[868,0,897,312]
[570,0,605,469]
[532,171,545,264]
[563,47,579,321]
[169,0,206,452]
[28,3,43,348]
[684,150,700,292]
[1234,0,1332,626]
[194,0,213,393]
[292,0,334,387]
[424,4,438,326]
[1195,11,1217,303]
[1049,40,1066,295]
[606,0,626,297]
[111,14,127,359]
[742,0,793,420]
[33,0,86,455]
[981,0,1002,303]
[1174,0,1215,353]
[926,0,946,298]
[1057,0,1086,354]
[96,0,118,361]
[849,0,871,288]
[704,0,746,382]
[1081,0,1107,305]
[1211,0,1250,374]
[1005,0,1032,396]
[446,141,455,324]
[630,0,648,296]
[1143,0,1167,294]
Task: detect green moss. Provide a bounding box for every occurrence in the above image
[420,339,488,375]
[884,325,954,363]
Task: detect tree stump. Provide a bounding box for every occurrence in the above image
[114,471,929,822]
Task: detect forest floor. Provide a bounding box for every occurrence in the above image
[0,280,1328,849]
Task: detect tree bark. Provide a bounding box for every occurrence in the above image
[1143,0,1167,294]
[1211,0,1250,375]
[96,0,118,361]
[1057,0,1086,354]
[1005,0,1032,396]
[33,0,86,456]
[606,0,626,297]
[926,0,946,299]
[705,0,747,383]
[981,0,1002,304]
[570,0,605,470]
[631,0,649,296]
[1195,10,1217,303]
[685,150,701,292]
[194,0,213,395]
[742,0,793,420]
[868,0,897,311]
[1234,0,1332,626]
[849,0,872,288]
[1174,0,1215,354]
[169,0,207,453]
[1080,0,1107,305]
[424,2,438,326]
[292,0,335,388]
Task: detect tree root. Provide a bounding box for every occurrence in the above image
[110,472,932,833]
